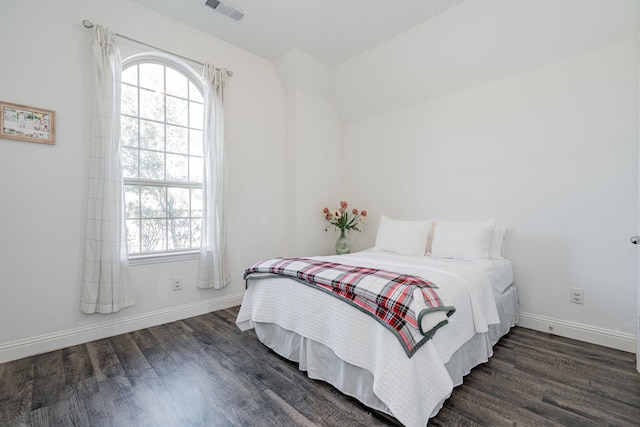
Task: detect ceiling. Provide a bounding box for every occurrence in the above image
[131,0,467,66]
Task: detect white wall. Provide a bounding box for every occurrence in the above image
[335,0,639,350]
[333,0,637,123]
[275,49,345,256]
[0,0,288,362]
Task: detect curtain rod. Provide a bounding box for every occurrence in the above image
[81,19,233,77]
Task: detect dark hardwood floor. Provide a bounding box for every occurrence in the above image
[1,306,639,426]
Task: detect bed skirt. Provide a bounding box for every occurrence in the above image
[252,285,518,422]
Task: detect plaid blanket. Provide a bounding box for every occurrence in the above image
[243,257,455,357]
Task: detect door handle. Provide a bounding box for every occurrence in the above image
[631,236,640,245]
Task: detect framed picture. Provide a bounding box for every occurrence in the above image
[0,101,55,145]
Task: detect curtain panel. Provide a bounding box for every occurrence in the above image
[197,64,231,289]
[81,25,135,314]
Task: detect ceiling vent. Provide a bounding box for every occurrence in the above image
[204,0,246,22]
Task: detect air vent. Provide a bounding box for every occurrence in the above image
[204,0,246,22]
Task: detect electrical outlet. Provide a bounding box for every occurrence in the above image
[172,276,182,291]
[570,287,584,304]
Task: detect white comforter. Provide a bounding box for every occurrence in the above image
[236,250,501,427]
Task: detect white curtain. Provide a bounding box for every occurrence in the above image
[80,25,135,314]
[197,64,231,289]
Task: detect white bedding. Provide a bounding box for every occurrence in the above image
[433,255,514,298]
[236,250,515,427]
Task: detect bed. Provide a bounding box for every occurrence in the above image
[236,217,518,427]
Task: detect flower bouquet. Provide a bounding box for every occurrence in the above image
[323,201,367,254]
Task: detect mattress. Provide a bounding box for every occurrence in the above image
[236,251,517,427]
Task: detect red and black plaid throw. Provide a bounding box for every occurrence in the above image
[244,257,455,357]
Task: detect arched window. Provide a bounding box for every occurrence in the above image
[120,53,204,256]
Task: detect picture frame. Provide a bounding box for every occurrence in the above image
[0,101,55,145]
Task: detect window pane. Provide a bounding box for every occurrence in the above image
[166,153,188,181]
[139,149,165,180]
[190,81,203,103]
[168,218,190,250]
[166,96,188,126]
[190,130,203,156]
[191,218,201,248]
[167,187,190,218]
[166,67,188,98]
[139,63,163,92]
[166,125,187,154]
[124,185,140,218]
[191,189,203,217]
[121,116,138,148]
[189,156,203,183]
[140,88,164,121]
[126,219,141,253]
[141,186,166,218]
[122,148,139,178]
[122,65,138,85]
[189,102,204,130]
[121,84,138,117]
[140,119,164,151]
[141,219,166,252]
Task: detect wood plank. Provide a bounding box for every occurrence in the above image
[85,337,147,426]
[0,356,34,426]
[445,377,563,427]
[62,380,97,427]
[96,376,153,427]
[510,327,633,366]
[461,365,600,426]
[71,377,111,427]
[128,328,160,352]
[428,405,480,427]
[149,320,291,426]
[85,339,129,383]
[107,333,158,386]
[262,388,320,427]
[498,337,640,406]
[137,324,235,426]
[30,351,65,410]
[182,312,392,426]
[61,345,94,385]
[29,406,49,427]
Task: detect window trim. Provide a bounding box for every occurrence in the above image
[121,52,205,262]
[122,52,203,88]
[129,250,199,266]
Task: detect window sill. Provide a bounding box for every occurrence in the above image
[129,250,199,266]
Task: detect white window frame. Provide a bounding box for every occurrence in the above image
[121,52,204,265]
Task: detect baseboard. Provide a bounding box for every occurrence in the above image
[0,292,245,364]
[517,311,637,353]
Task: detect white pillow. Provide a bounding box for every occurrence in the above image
[489,226,506,259]
[431,219,496,261]
[374,216,433,256]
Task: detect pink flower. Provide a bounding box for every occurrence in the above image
[323,202,368,234]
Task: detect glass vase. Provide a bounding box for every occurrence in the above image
[335,229,351,255]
